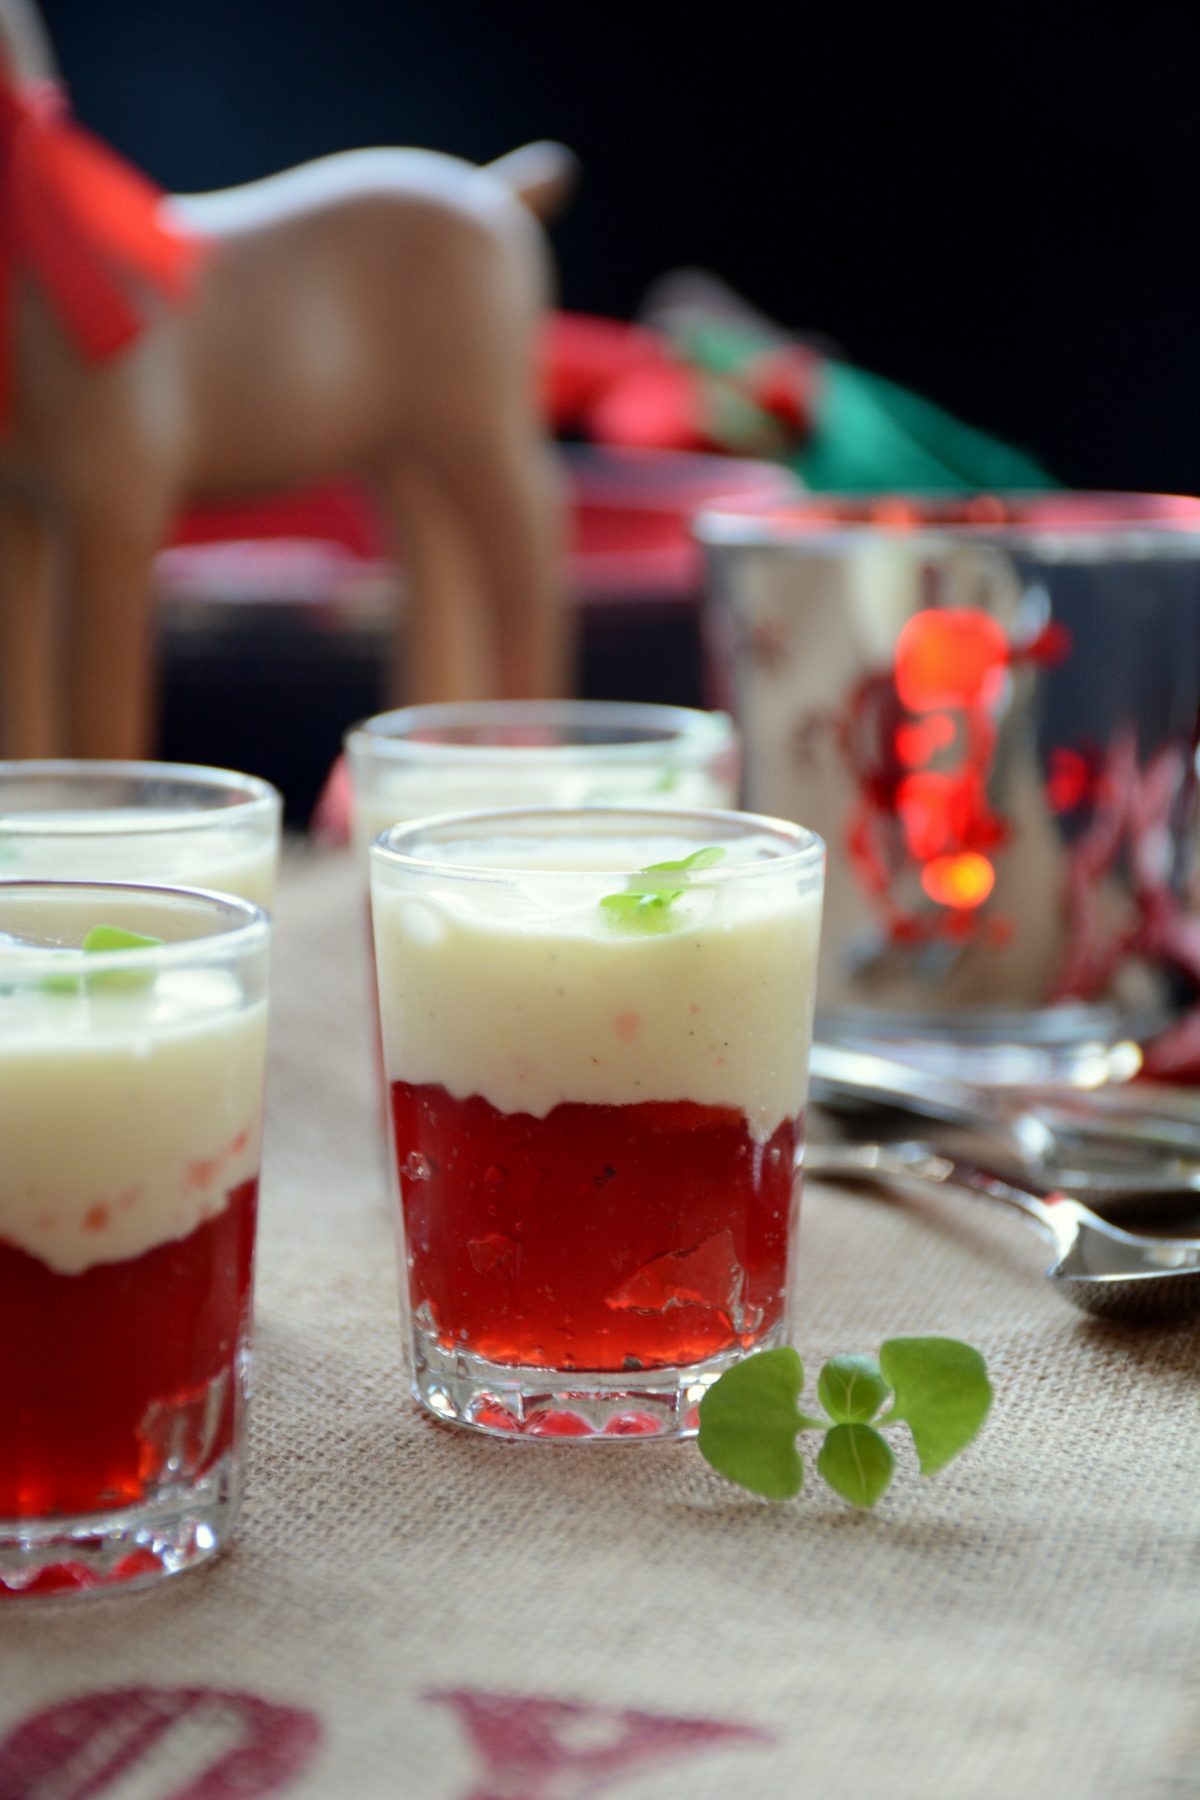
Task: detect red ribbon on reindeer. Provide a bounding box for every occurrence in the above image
[0,75,202,426]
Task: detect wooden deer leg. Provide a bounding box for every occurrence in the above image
[62,506,167,759]
[0,490,66,757]
[377,460,494,704]
[442,431,569,701]
[377,430,568,705]
[380,446,568,705]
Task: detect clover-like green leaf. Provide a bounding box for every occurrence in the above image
[698,1346,807,1499]
[817,1423,895,1509]
[817,1354,890,1425]
[878,1337,993,1475]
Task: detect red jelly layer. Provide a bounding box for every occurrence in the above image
[0,1180,257,1519]
[390,1083,801,1371]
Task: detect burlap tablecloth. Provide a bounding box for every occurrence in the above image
[2,847,1198,1800]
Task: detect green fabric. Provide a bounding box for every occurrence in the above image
[794,360,1056,493]
[672,316,1056,492]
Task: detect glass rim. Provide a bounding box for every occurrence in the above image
[0,760,281,839]
[370,805,824,885]
[0,879,271,977]
[694,490,1200,550]
[345,700,736,765]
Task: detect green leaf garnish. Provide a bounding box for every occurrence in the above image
[599,845,726,935]
[817,1354,890,1425]
[81,926,163,955]
[42,924,164,993]
[817,1423,895,1509]
[877,1337,993,1475]
[697,1346,810,1499]
[697,1336,991,1510]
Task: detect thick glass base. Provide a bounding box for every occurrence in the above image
[411,1320,787,1440]
[0,1455,240,1600]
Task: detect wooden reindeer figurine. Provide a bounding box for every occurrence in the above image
[0,0,570,760]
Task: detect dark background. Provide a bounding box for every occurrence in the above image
[39,0,1200,496]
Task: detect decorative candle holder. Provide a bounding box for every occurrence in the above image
[699,493,1200,1084]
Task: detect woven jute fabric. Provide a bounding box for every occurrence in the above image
[2,847,1198,1799]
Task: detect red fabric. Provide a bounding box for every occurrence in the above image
[170,481,388,561]
[539,312,818,454]
[0,76,202,426]
[538,313,669,432]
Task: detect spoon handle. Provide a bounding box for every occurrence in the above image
[809,1044,1200,1170]
[810,1044,1008,1131]
[807,1140,1065,1241]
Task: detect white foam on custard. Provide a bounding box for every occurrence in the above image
[0,972,267,1276]
[373,833,822,1140]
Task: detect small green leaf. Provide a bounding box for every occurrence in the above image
[598,889,679,933]
[698,1346,806,1499]
[817,1354,890,1425]
[817,1423,895,1508]
[599,845,726,935]
[39,969,82,994]
[879,1337,993,1475]
[42,924,164,994]
[81,926,163,955]
[640,845,727,877]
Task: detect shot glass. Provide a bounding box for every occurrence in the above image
[345,700,741,858]
[0,881,271,1596]
[370,806,824,1439]
[0,761,282,908]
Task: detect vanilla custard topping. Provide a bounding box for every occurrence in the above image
[0,972,267,1276]
[373,831,823,1140]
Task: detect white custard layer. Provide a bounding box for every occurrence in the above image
[353,765,733,861]
[373,853,822,1141]
[0,814,277,908]
[0,975,267,1276]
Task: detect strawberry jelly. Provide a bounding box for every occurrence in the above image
[390,1082,801,1371]
[0,1180,257,1519]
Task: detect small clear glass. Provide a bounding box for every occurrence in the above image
[0,881,271,1596]
[345,701,741,859]
[0,761,282,908]
[370,806,824,1439]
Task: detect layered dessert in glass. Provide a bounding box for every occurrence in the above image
[0,882,271,1596]
[0,762,282,906]
[370,806,824,1438]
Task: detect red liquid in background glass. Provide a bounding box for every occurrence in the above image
[390,1083,801,1370]
[0,1181,257,1518]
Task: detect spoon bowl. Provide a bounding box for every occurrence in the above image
[807,1140,1200,1324]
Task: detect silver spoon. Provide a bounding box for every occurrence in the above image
[810,1042,1200,1192]
[807,1139,1200,1324]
